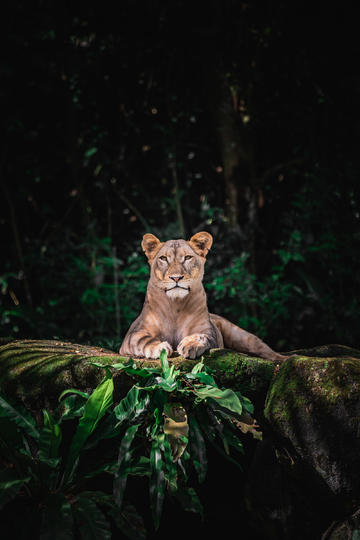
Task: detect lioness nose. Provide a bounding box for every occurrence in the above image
[170,275,184,282]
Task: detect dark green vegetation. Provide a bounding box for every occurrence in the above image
[2,2,360,351]
[0,349,255,539]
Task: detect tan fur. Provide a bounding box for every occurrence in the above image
[120,232,286,362]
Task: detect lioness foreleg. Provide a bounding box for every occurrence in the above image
[120,332,173,359]
[177,334,212,359]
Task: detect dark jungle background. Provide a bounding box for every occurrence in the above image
[1,0,360,353]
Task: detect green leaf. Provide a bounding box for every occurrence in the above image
[0,468,30,508]
[113,424,141,508]
[192,371,217,386]
[90,357,157,378]
[57,394,86,421]
[150,435,165,530]
[193,386,243,416]
[38,410,62,461]
[58,389,89,402]
[73,496,111,540]
[40,493,73,540]
[154,376,178,392]
[191,361,205,374]
[238,393,254,414]
[195,406,243,470]
[83,389,149,449]
[160,348,170,378]
[188,414,207,483]
[0,395,40,441]
[113,386,140,424]
[64,373,114,483]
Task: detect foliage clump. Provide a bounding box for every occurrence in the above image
[0,350,254,539]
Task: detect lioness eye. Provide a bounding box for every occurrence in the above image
[184,255,193,261]
[159,256,167,262]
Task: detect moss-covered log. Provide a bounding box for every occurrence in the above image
[1,339,359,420]
[0,339,276,412]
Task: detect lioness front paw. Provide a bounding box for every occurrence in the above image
[177,334,209,359]
[144,341,173,359]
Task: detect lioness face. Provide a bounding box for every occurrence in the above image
[142,232,213,300]
[153,240,203,298]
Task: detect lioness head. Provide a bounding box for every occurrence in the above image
[141,231,213,299]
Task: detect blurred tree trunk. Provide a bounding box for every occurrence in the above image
[206,61,259,274]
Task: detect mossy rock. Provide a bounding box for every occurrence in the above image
[265,353,360,497]
[0,339,276,413]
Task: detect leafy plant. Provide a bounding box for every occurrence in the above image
[89,349,255,529]
[0,350,255,538]
[0,372,145,539]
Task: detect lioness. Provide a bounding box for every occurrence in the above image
[120,232,286,362]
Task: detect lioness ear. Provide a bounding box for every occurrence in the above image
[142,233,162,261]
[189,231,213,258]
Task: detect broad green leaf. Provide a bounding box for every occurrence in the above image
[188,414,207,483]
[0,395,40,441]
[64,373,114,483]
[160,349,170,378]
[155,377,178,392]
[150,435,165,530]
[73,496,111,540]
[113,386,140,424]
[40,493,73,540]
[113,423,141,508]
[38,410,62,461]
[191,361,204,374]
[0,468,30,508]
[195,406,243,470]
[193,371,217,386]
[58,389,89,402]
[238,393,254,414]
[85,390,149,449]
[193,386,243,416]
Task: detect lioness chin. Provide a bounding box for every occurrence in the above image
[120,231,287,362]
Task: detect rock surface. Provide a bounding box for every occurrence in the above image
[265,354,360,496]
[245,346,360,539]
[0,339,276,411]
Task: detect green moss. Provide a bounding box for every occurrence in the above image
[265,355,360,429]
